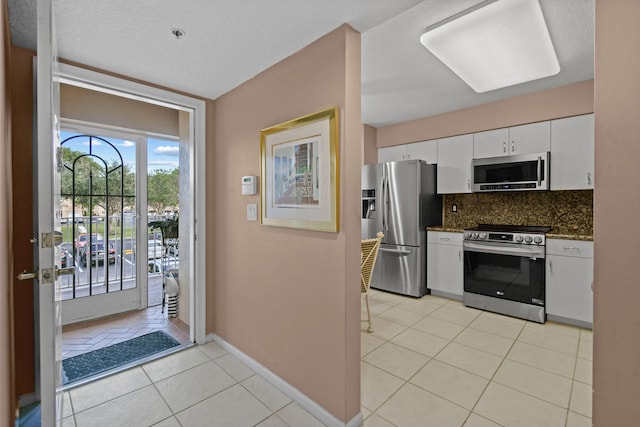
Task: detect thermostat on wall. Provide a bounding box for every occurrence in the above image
[242,176,257,195]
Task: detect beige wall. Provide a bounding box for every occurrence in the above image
[1,0,14,424]
[376,80,594,148]
[593,1,640,424]
[363,124,377,165]
[209,25,362,423]
[61,84,179,137]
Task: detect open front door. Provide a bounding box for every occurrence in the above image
[34,0,67,424]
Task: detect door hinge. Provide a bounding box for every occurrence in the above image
[56,146,64,173]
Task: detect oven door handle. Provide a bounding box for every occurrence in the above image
[463,242,545,258]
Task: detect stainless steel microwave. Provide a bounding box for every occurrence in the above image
[472,152,550,192]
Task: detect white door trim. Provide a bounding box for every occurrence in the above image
[56,63,207,344]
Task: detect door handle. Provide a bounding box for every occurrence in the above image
[17,270,37,281]
[17,266,75,281]
[56,267,75,279]
[379,248,411,255]
[537,156,542,187]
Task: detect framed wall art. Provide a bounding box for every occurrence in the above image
[260,107,339,232]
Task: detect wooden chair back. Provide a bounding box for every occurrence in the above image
[361,232,384,294]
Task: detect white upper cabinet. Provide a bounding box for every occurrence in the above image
[550,114,595,190]
[378,140,438,164]
[378,145,407,162]
[437,134,473,194]
[473,128,509,158]
[406,139,438,164]
[509,121,551,155]
[474,122,551,158]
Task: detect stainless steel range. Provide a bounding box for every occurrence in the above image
[463,224,552,323]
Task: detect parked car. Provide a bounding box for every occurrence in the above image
[167,243,179,256]
[148,257,179,274]
[60,247,68,267]
[74,232,103,255]
[79,241,116,266]
[147,238,165,260]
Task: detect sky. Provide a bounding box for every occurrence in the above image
[60,130,180,174]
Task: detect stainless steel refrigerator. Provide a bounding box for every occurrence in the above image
[361,160,442,297]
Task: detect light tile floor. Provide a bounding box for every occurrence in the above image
[61,342,326,427]
[61,289,593,426]
[361,289,592,427]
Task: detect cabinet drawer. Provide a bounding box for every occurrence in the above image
[546,239,593,258]
[427,231,463,245]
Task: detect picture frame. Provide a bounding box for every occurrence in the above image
[260,107,339,232]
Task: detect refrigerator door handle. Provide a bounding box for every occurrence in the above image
[381,163,387,235]
[379,247,412,255]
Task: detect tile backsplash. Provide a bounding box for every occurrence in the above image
[443,190,593,236]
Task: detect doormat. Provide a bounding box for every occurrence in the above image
[62,331,181,385]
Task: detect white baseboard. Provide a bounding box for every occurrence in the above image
[207,334,363,427]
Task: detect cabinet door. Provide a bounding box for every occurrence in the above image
[473,128,509,158]
[427,242,463,297]
[437,134,473,194]
[550,114,595,190]
[378,145,407,163]
[407,139,437,164]
[546,254,593,326]
[509,121,551,155]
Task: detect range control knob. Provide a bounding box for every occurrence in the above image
[515,235,524,243]
[479,232,487,240]
[524,236,533,243]
[472,232,479,239]
[534,236,543,244]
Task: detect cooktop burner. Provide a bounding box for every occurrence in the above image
[465,224,553,234]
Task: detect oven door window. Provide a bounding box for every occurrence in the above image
[464,251,545,305]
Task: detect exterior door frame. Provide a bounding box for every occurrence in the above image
[55,63,207,345]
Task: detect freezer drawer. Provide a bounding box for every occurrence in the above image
[371,243,426,297]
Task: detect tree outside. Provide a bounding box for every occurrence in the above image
[61,146,179,221]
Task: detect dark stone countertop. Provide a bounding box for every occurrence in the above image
[426,226,593,241]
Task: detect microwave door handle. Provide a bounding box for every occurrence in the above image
[537,156,542,187]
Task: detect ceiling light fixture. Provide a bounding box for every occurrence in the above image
[419,0,560,93]
[171,28,186,40]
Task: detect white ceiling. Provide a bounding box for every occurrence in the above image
[8,0,594,128]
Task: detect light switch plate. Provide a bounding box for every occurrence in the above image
[247,203,258,221]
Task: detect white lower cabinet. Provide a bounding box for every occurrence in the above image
[427,232,463,299]
[545,239,593,328]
